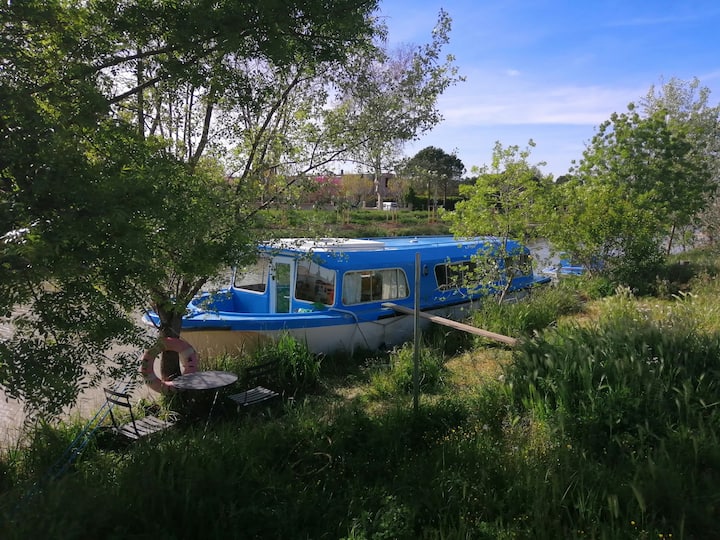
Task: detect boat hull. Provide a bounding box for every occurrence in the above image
[178,301,482,359]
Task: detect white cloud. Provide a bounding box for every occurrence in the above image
[437,76,645,127]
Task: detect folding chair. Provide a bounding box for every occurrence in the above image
[228,359,281,411]
[103,388,176,441]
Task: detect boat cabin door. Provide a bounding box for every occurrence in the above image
[270,258,293,313]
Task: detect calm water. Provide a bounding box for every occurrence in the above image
[0,311,156,448]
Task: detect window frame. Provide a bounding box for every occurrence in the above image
[341,267,409,305]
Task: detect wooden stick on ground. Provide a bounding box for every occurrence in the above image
[382,303,518,347]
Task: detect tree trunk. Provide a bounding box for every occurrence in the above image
[157,309,184,380]
[666,223,676,256]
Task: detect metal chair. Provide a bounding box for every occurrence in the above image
[103,388,176,441]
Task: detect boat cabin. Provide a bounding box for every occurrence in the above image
[190,237,542,318]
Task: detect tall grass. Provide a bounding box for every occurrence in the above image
[367,342,447,398]
[506,291,720,536]
[204,333,322,395]
[471,280,586,340]
[2,252,720,538]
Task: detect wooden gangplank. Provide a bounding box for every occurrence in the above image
[382,303,518,347]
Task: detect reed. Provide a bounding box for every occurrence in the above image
[471,279,585,339]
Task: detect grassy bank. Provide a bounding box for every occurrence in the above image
[256,207,453,238]
[2,251,720,539]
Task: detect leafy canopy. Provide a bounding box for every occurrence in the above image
[544,100,716,288]
[0,0,380,413]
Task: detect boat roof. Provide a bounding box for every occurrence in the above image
[258,236,528,270]
[265,238,387,252]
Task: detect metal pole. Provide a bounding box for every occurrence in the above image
[413,252,420,413]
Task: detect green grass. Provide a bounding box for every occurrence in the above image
[3,250,720,538]
[257,208,452,238]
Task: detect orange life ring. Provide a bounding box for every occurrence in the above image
[140,337,199,393]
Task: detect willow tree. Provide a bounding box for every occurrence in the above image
[0,0,380,413]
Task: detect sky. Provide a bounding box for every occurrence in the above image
[378,0,720,178]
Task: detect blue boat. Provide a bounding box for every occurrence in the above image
[541,258,586,277]
[144,236,550,357]
[541,254,602,278]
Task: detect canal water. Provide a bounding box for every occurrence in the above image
[0,312,157,449]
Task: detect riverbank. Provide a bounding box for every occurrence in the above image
[4,253,719,538]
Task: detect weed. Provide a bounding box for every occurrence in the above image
[252,333,323,393]
[367,342,447,398]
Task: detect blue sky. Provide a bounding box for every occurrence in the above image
[379,0,720,178]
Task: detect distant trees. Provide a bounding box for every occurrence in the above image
[338,174,376,208]
[328,10,464,207]
[402,146,465,216]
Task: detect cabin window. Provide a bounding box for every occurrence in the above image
[342,268,408,305]
[435,260,480,290]
[234,257,270,292]
[295,260,336,305]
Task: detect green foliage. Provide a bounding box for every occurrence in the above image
[253,334,323,393]
[4,281,720,540]
[503,297,720,535]
[471,282,584,339]
[401,146,466,210]
[258,208,452,238]
[543,99,716,291]
[445,141,550,301]
[551,273,616,300]
[1,0,381,412]
[448,140,547,240]
[6,261,720,538]
[640,78,720,252]
[368,343,447,397]
[329,9,463,190]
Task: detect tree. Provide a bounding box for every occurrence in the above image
[338,174,376,208]
[0,0,380,413]
[546,102,715,288]
[444,141,548,302]
[402,146,465,218]
[639,77,720,252]
[327,9,464,208]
